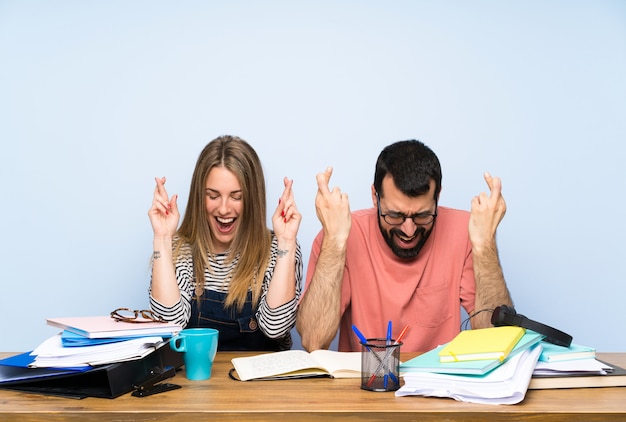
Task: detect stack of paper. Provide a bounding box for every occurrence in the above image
[19,314,182,368]
[397,328,545,404]
[533,357,611,377]
[530,358,626,389]
[29,333,164,367]
[525,340,623,389]
[396,344,542,405]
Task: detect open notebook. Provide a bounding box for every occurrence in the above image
[231,349,361,381]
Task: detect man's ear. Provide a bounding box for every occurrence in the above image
[371,185,377,207]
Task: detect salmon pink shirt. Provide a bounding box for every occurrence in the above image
[304,206,476,352]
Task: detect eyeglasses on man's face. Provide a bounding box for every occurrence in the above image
[110,308,166,323]
[376,192,437,226]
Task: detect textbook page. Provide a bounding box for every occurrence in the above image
[231,350,361,381]
[309,350,360,378]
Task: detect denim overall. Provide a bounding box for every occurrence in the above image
[188,289,282,351]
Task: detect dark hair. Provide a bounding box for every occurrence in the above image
[373,140,442,200]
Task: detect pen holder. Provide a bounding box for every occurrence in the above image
[360,338,402,392]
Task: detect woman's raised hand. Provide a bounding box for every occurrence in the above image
[272,177,302,242]
[148,177,180,237]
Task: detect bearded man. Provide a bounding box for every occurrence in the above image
[297,140,512,352]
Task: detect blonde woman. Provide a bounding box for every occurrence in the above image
[148,135,302,351]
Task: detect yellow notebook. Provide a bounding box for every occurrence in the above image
[438,326,526,363]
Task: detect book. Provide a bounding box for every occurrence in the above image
[231,349,361,381]
[438,326,526,363]
[538,341,596,362]
[529,359,626,389]
[47,316,182,339]
[396,344,542,405]
[401,330,544,375]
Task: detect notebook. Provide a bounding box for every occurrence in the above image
[47,316,182,339]
[438,326,526,362]
[538,341,596,362]
[231,349,361,381]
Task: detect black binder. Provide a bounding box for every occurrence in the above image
[0,340,184,399]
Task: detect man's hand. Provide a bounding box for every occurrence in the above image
[315,167,351,243]
[469,172,506,252]
[296,167,351,351]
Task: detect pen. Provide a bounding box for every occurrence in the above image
[351,324,369,346]
[395,324,409,345]
[384,321,392,389]
[352,324,388,365]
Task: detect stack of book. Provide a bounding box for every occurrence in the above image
[397,326,544,404]
[47,315,183,341]
[5,315,182,369]
[0,314,184,398]
[29,315,183,367]
[398,327,626,404]
[530,341,626,389]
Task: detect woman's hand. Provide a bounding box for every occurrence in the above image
[148,177,180,238]
[272,177,301,243]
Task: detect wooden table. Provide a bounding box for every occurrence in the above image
[1,352,625,421]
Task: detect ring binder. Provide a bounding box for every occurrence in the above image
[0,340,184,399]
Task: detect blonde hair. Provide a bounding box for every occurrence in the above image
[175,135,271,310]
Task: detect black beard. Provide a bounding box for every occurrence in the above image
[378,220,433,259]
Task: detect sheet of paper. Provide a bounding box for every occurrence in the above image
[533,358,612,376]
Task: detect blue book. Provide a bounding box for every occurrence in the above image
[401,330,544,376]
[538,341,596,362]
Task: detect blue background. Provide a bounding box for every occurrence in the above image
[1,0,624,352]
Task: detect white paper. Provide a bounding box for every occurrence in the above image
[29,333,164,367]
[533,358,612,376]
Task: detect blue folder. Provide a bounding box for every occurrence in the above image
[60,330,170,347]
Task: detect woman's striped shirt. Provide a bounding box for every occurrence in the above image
[150,232,303,349]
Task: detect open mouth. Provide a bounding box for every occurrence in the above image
[216,217,236,232]
[396,233,417,244]
[391,228,420,246]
